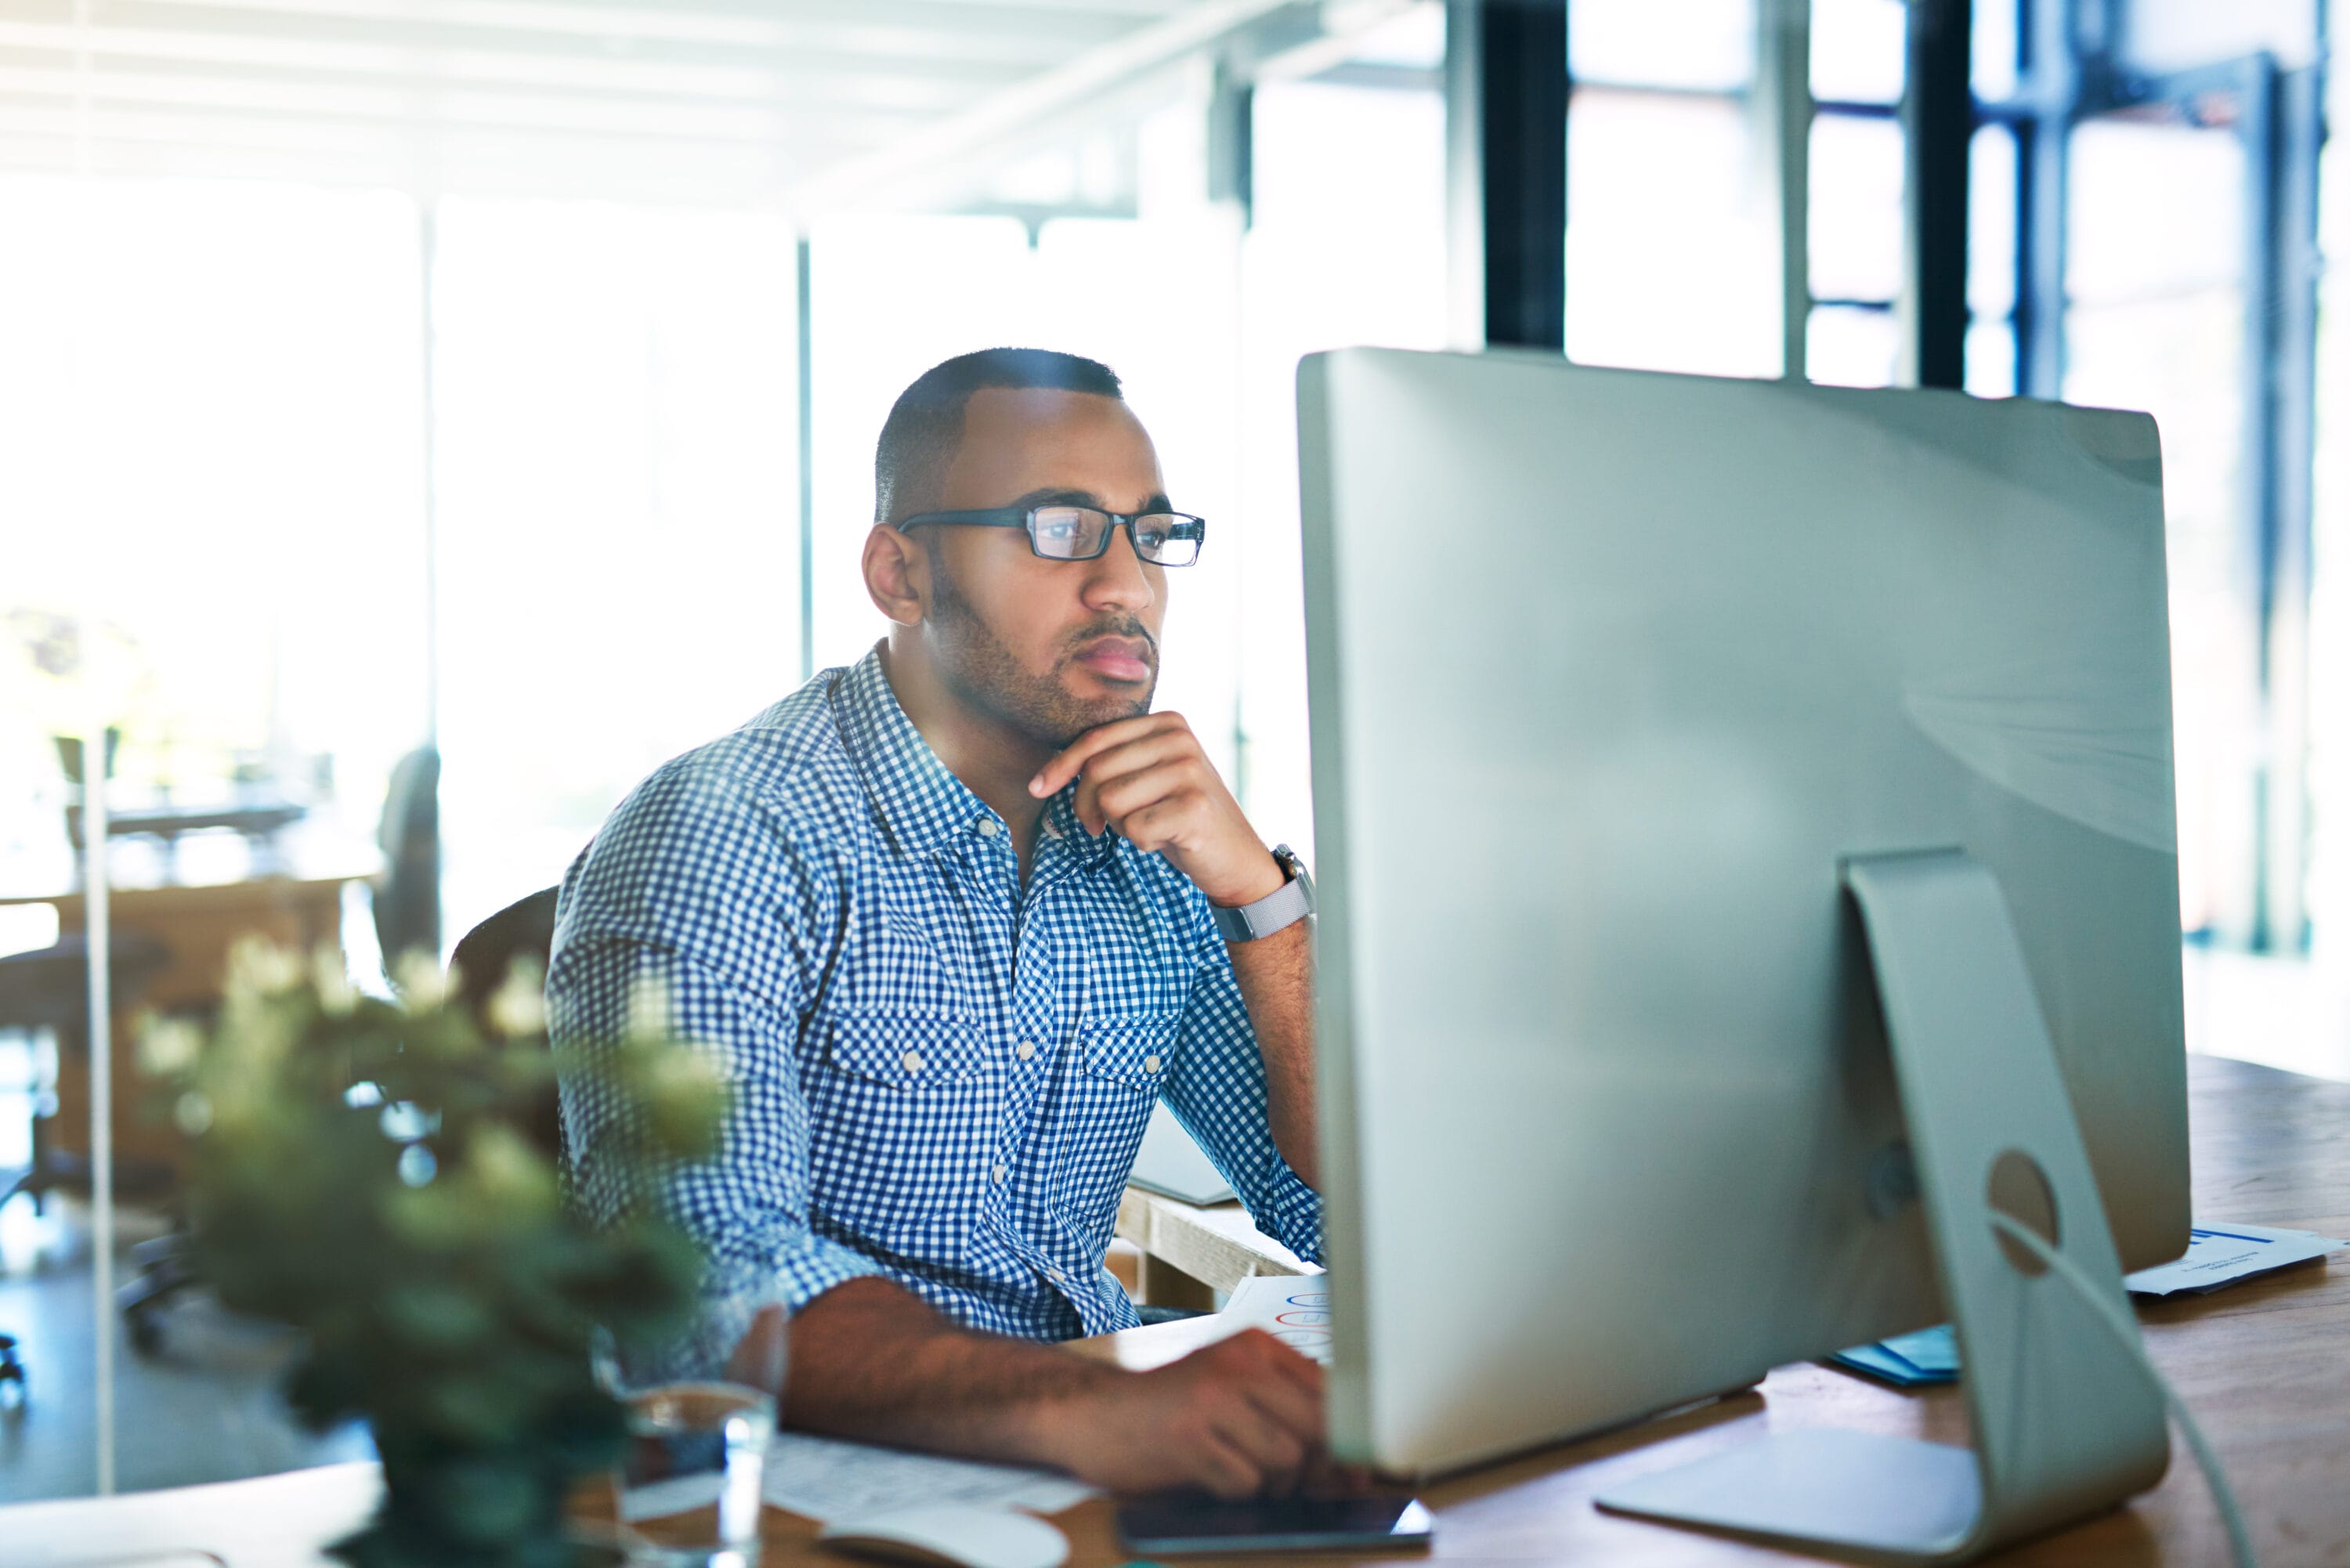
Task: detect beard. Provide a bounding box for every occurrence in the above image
[927,564,1158,750]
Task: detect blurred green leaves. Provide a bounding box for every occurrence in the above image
[143,937,725,1568]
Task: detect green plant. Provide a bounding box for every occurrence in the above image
[142,941,726,1568]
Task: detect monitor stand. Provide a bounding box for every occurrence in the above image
[1595,849,2170,1563]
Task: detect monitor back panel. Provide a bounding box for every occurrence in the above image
[1296,349,2189,1474]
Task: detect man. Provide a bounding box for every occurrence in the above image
[551,348,1328,1498]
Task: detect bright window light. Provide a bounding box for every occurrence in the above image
[1567,89,1778,379]
[1572,0,1755,91]
[1241,78,1448,855]
[2064,114,2251,937]
[1811,0,1907,105]
[0,174,426,891]
[1809,112,1905,305]
[430,198,801,938]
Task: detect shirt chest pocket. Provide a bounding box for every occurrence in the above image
[822,1010,991,1090]
[808,1010,999,1252]
[1078,929,1191,1021]
[1077,1013,1180,1093]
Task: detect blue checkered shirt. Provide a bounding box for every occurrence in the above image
[549,649,1322,1350]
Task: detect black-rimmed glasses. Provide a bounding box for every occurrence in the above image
[898,505,1206,567]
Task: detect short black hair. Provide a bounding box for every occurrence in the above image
[873,348,1124,525]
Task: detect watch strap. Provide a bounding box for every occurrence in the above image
[1212,846,1314,942]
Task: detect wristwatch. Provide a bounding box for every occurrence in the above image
[1211,844,1315,942]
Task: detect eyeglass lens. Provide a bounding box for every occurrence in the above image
[1029,507,1200,565]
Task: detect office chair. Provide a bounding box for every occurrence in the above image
[450,885,564,1164]
[374,746,441,980]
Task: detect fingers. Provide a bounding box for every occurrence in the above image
[1070,736,1197,837]
[1221,1331,1324,1432]
[1083,779,1206,848]
[1300,1454,1385,1498]
[1134,1328,1331,1499]
[1029,719,1194,804]
[1211,1404,1311,1496]
[1029,713,1178,800]
[1242,1357,1324,1442]
[1216,1331,1325,1495]
[1068,731,1198,813]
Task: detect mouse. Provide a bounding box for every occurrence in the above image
[819,1505,1071,1568]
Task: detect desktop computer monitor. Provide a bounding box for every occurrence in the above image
[1296,349,2190,1526]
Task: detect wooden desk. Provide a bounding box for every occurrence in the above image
[1085,1052,2350,1565]
[6,1053,2343,1567]
[1116,1184,1313,1308]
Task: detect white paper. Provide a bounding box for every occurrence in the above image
[617,1472,726,1523]
[761,1431,1097,1522]
[2124,1222,2348,1298]
[1220,1274,1334,1364]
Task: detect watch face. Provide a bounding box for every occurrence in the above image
[1271,846,1314,905]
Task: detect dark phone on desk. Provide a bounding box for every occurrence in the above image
[1115,1491,1433,1554]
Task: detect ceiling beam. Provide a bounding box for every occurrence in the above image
[789,0,1430,217]
[0,30,985,114]
[99,0,1128,70]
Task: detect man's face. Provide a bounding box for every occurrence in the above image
[914,387,1171,750]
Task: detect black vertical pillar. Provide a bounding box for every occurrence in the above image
[1208,62,1254,229]
[1457,0,1568,352]
[2247,55,2323,952]
[2014,0,2072,399]
[1904,0,1972,389]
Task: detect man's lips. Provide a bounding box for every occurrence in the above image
[1071,637,1155,683]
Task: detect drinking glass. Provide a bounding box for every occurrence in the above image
[597,1298,788,1568]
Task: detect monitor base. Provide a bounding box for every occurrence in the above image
[1599,1428,1980,1559]
[1596,849,2170,1564]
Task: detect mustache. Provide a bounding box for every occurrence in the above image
[1061,619,1159,663]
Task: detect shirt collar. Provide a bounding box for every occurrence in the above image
[834,648,986,858]
[833,646,1118,872]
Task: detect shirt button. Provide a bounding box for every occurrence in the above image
[1143,1054,1162,1074]
[992,1164,1007,1184]
[902,1050,924,1074]
[1046,1266,1065,1283]
[977,817,1000,837]
[1016,1040,1036,1060]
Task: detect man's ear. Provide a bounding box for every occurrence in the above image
[863,525,928,627]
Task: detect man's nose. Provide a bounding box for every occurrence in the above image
[1080,523,1157,612]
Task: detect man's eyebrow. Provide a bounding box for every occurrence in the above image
[1005,486,1177,514]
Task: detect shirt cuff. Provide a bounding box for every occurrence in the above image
[773,1234,895,1316]
[637,1237,891,1383]
[1253,1168,1325,1267]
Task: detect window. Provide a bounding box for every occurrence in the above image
[1240,67,1448,853]
[0,175,427,897]
[1804,0,1905,388]
[2063,109,2256,938]
[1567,0,1777,379]
[431,201,802,939]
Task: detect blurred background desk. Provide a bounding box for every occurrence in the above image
[4,868,370,998]
[0,854,377,1206]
